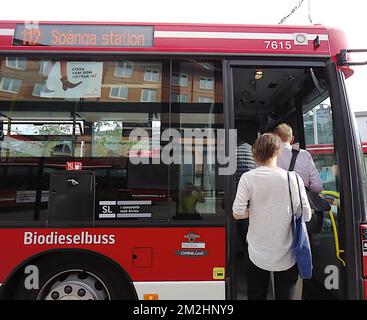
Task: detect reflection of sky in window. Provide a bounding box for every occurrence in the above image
[10,124,35,135]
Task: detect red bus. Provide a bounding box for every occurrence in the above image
[0,21,366,300]
[308,142,367,159]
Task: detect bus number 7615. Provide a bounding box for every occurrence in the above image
[265,40,292,50]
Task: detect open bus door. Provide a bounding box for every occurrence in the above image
[335,49,367,299]
[301,50,367,300]
[226,54,367,300]
[300,60,365,300]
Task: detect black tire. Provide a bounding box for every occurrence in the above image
[8,252,135,300]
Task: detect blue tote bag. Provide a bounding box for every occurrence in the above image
[287,172,313,279]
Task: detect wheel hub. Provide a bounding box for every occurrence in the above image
[39,270,110,300]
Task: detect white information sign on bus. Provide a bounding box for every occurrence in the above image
[40,61,103,99]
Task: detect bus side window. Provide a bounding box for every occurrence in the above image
[169,60,224,220]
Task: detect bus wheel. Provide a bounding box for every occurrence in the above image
[37,270,110,300]
[8,253,136,300]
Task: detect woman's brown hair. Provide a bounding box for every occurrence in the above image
[252,133,282,164]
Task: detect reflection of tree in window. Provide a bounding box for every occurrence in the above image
[93,121,124,157]
[37,124,71,135]
[38,124,72,157]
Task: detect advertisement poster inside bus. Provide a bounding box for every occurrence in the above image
[40,61,103,99]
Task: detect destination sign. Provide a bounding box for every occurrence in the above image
[12,24,154,47]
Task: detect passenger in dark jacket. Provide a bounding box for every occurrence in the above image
[236,141,256,185]
[234,120,257,253]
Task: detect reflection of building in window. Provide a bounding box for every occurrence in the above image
[171,63,219,103]
[144,68,160,82]
[0,58,222,104]
[5,57,27,70]
[114,62,133,78]
[198,96,213,103]
[303,102,333,145]
[303,111,314,145]
[172,93,188,103]
[172,73,188,87]
[107,61,163,102]
[317,105,333,144]
[39,60,50,74]
[199,77,214,90]
[109,86,129,100]
[141,89,157,102]
[0,77,22,93]
[32,83,45,97]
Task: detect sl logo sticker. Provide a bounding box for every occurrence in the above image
[213,267,225,280]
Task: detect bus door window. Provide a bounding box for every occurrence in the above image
[302,93,345,299]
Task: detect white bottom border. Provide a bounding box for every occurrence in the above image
[133,281,225,300]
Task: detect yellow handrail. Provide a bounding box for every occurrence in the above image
[328,210,346,267]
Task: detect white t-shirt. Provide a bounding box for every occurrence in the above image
[232,166,312,272]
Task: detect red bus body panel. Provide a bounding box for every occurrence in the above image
[360,225,367,299]
[0,21,348,58]
[307,143,367,155]
[0,227,226,283]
